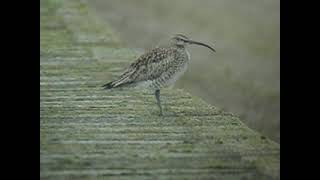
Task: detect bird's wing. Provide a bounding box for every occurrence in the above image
[134,48,175,81]
[110,48,175,87]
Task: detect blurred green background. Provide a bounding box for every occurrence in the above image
[87,0,280,143]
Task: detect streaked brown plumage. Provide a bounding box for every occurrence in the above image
[103,34,215,115]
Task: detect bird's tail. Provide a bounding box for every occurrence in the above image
[102,81,115,89]
[102,67,137,90]
[102,76,132,90]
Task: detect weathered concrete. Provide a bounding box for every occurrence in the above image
[40,0,280,179]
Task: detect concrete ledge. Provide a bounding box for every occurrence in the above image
[40,0,280,179]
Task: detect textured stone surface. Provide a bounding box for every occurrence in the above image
[40,0,280,179]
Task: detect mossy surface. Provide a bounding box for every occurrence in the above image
[40,0,279,179]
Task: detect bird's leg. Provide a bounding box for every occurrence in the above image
[155,89,163,116]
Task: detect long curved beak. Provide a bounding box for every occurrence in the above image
[187,39,216,53]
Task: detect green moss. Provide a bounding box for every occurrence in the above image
[40,0,279,179]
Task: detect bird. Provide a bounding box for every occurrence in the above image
[102,34,215,116]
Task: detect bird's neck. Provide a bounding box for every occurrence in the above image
[172,44,188,54]
[174,44,185,49]
[171,45,190,61]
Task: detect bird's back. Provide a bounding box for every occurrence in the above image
[103,46,190,90]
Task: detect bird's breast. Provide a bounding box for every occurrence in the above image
[138,48,191,90]
[155,52,190,89]
[166,60,189,85]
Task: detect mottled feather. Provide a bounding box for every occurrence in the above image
[102,34,215,116]
[103,47,185,89]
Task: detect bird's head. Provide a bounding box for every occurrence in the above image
[171,34,215,53]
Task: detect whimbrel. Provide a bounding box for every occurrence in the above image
[103,34,215,116]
